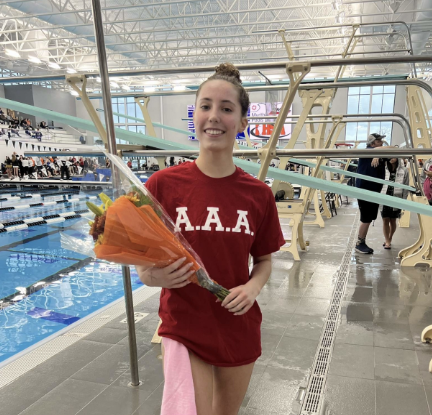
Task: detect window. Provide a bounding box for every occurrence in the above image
[111,97,146,144]
[346,85,396,143]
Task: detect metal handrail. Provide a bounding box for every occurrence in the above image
[86,78,432,101]
[121,148,432,158]
[0,56,429,84]
[184,113,414,146]
[256,21,417,75]
[25,148,432,159]
[264,49,410,61]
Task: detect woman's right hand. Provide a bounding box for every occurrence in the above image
[136,257,195,289]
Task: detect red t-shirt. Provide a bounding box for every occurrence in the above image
[145,161,285,367]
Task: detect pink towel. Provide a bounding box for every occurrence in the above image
[161,338,197,415]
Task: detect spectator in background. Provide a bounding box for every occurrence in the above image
[39,121,48,129]
[27,119,34,130]
[20,118,29,129]
[22,157,29,177]
[32,129,43,141]
[423,157,432,205]
[10,117,19,128]
[0,110,7,124]
[127,159,132,169]
[83,157,89,172]
[355,133,395,254]
[5,156,13,179]
[381,158,409,249]
[11,152,20,178]
[19,155,25,177]
[35,156,42,176]
[45,160,54,177]
[9,127,21,138]
[60,158,70,180]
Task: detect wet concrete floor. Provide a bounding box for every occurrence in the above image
[1,200,431,415]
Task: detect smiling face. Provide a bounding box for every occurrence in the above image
[193,80,248,154]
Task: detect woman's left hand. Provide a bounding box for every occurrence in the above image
[220,283,260,316]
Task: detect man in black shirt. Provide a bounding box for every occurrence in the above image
[355,133,392,254]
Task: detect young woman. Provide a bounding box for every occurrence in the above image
[137,63,285,415]
[381,158,409,249]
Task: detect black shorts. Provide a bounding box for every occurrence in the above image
[381,206,402,219]
[358,199,379,223]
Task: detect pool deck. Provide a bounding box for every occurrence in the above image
[1,200,432,415]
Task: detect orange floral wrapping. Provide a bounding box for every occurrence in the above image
[93,197,200,285]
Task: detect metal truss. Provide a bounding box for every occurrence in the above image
[0,0,430,87]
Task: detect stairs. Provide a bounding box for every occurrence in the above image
[45,129,81,145]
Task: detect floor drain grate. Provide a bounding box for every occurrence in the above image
[300,211,359,415]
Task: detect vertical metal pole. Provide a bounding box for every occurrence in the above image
[90,0,140,387]
[399,22,417,78]
[121,266,140,385]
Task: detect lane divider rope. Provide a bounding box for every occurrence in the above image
[0,209,92,232]
[0,201,90,225]
[0,196,97,212]
[0,191,82,201]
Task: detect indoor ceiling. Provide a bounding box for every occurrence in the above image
[0,0,431,92]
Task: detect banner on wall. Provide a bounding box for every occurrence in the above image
[187,105,195,140]
[248,102,292,141]
[186,102,292,141]
[19,142,22,149]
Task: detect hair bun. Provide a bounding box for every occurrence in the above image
[214,63,242,83]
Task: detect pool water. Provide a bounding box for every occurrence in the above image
[0,189,144,365]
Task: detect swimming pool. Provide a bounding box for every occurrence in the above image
[0,187,144,365]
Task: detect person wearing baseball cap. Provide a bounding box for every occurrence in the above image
[366,133,386,147]
[355,133,393,254]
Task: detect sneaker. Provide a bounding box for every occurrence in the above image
[355,242,373,254]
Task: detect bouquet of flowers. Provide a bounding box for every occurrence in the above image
[61,154,230,301]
